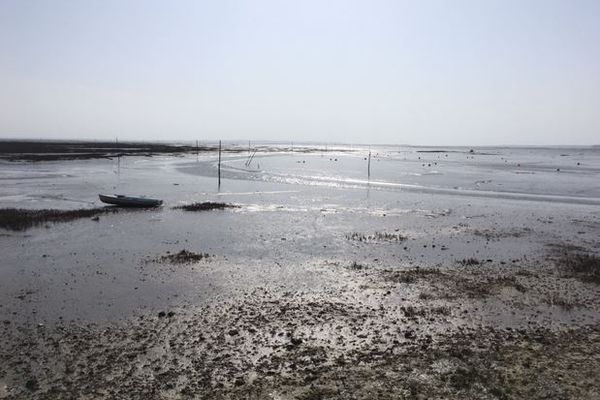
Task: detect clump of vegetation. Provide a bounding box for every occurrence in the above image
[490,275,528,293]
[447,366,481,390]
[382,267,442,284]
[347,261,367,271]
[346,232,367,241]
[173,202,238,211]
[346,231,407,243]
[158,249,212,264]
[458,258,481,266]
[402,306,427,318]
[402,305,451,318]
[469,227,532,240]
[558,251,600,284]
[446,275,527,299]
[0,207,119,231]
[418,291,436,300]
[544,292,583,310]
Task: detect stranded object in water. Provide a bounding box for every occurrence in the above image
[99,194,163,208]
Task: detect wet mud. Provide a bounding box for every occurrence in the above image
[1,145,600,399]
[2,256,600,399]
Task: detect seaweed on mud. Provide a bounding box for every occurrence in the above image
[402,305,451,318]
[558,251,600,284]
[347,261,367,271]
[544,292,584,310]
[490,275,527,293]
[446,275,527,299]
[382,267,442,284]
[156,249,212,264]
[418,291,436,300]
[6,305,598,400]
[173,202,238,211]
[458,258,481,266]
[0,207,120,231]
[470,227,532,240]
[346,231,407,243]
[296,386,339,400]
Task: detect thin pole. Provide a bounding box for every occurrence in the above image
[218,140,222,187]
[368,150,371,180]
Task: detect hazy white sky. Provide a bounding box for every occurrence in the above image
[1,0,599,145]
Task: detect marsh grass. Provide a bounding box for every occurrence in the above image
[558,252,600,284]
[489,275,528,293]
[0,207,119,231]
[449,275,527,299]
[157,250,212,264]
[544,292,583,310]
[382,267,442,284]
[458,258,481,266]
[402,305,451,318]
[346,231,407,243]
[347,261,367,271]
[173,202,238,212]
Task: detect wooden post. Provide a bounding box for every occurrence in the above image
[368,150,371,180]
[218,140,222,187]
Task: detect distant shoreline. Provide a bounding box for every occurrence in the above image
[0,140,354,161]
[0,140,212,161]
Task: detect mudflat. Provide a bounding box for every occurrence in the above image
[1,143,599,399]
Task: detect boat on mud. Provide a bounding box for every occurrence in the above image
[99,194,163,207]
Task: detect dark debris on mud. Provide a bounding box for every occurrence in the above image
[2,248,600,399]
[381,266,528,299]
[173,202,238,212]
[558,251,600,284]
[468,227,533,241]
[2,289,599,400]
[152,249,213,264]
[381,267,442,284]
[346,231,407,243]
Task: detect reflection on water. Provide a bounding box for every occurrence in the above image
[180,145,600,205]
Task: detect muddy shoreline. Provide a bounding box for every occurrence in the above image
[0,140,352,162]
[2,249,600,399]
[0,140,208,161]
[1,147,599,399]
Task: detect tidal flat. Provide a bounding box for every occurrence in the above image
[1,143,599,399]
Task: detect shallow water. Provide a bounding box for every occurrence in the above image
[215,145,600,202]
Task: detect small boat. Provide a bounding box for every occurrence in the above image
[99,194,163,207]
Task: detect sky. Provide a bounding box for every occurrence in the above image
[0,0,599,145]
